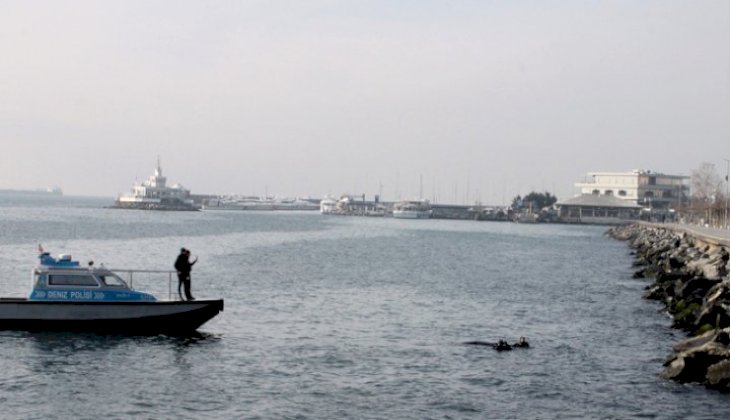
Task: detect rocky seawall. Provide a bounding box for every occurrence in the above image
[607,223,730,390]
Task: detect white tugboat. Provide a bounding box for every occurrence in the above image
[114,159,199,211]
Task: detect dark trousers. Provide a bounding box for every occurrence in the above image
[177,272,194,300]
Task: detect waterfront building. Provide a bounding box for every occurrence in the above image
[114,160,198,211]
[574,170,689,209]
[557,194,642,224]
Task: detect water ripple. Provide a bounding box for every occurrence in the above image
[0,203,729,418]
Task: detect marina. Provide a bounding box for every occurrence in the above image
[204,195,319,211]
[317,195,521,222]
[319,195,485,220]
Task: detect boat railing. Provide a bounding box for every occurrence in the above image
[109,269,178,301]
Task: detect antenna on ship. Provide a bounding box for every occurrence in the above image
[419,174,423,200]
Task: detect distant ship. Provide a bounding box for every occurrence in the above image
[113,160,199,211]
[0,187,63,196]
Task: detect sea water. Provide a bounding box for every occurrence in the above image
[0,195,727,419]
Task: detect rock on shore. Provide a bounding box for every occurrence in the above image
[607,223,730,390]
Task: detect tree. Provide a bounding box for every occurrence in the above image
[690,162,726,226]
[691,162,723,203]
[511,191,557,210]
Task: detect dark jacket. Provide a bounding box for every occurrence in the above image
[174,253,196,274]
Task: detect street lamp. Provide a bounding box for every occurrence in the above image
[709,163,716,227]
[725,158,729,229]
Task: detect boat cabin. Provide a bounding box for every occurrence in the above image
[30,253,156,302]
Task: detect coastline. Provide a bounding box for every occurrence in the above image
[607,223,730,390]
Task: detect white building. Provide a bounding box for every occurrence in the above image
[557,194,642,224]
[115,160,197,210]
[575,170,689,209]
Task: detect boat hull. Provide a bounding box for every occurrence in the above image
[392,210,431,219]
[0,299,223,335]
[111,201,200,211]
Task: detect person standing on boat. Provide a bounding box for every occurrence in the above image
[174,248,197,301]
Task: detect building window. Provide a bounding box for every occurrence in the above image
[618,190,627,197]
[663,190,672,198]
[644,191,654,198]
[592,189,600,195]
[648,177,656,185]
[605,190,613,196]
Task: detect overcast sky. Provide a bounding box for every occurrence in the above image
[1,1,728,204]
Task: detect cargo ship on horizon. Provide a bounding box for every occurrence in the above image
[0,186,63,196]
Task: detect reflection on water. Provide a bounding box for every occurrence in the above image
[22,330,221,350]
[10,330,222,373]
[0,329,227,419]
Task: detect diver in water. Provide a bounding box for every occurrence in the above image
[493,340,512,351]
[513,336,530,348]
[463,340,494,346]
[463,337,530,350]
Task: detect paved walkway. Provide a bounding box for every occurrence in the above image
[644,222,730,246]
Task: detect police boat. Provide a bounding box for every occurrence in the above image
[0,251,223,334]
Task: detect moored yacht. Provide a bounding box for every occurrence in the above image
[392,200,432,219]
[320,196,338,214]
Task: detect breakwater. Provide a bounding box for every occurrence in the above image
[608,223,730,390]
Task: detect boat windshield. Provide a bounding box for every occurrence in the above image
[97,273,127,288]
